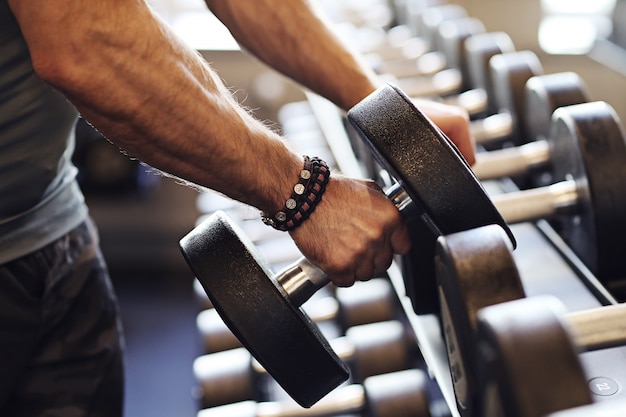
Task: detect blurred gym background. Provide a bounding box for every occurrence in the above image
[72,0,626,415]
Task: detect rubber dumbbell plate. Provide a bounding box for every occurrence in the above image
[435,224,525,417]
[180,211,348,408]
[347,84,515,313]
[549,101,626,281]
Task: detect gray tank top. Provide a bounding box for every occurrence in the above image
[0,1,88,264]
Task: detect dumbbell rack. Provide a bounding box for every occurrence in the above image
[303,90,626,415]
[187,2,626,415]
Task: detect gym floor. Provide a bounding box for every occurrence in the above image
[113,268,201,417]
[86,176,203,417]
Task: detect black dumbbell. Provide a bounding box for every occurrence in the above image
[435,224,626,417]
[485,101,626,282]
[469,49,544,146]
[399,99,626,314]
[197,278,397,353]
[405,99,626,284]
[465,31,516,116]
[180,83,514,407]
[471,72,590,182]
[390,16,488,111]
[194,320,417,407]
[196,369,431,417]
[476,295,626,417]
[435,224,526,417]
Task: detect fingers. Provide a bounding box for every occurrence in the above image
[413,98,476,165]
[291,176,411,288]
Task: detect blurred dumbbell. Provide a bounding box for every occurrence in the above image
[194,320,416,407]
[472,72,589,182]
[468,49,543,146]
[465,31,516,116]
[196,369,431,417]
[387,16,488,113]
[197,278,397,353]
[394,0,445,28]
[484,101,626,281]
[476,295,626,417]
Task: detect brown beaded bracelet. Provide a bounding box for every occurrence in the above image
[261,156,330,231]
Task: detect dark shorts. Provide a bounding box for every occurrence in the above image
[0,218,125,417]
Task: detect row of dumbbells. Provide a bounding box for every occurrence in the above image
[181,1,626,416]
[310,1,626,416]
[333,0,626,299]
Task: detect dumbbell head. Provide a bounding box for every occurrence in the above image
[418,4,467,48]
[490,50,544,145]
[435,224,525,417]
[436,17,486,90]
[181,84,515,405]
[194,320,415,408]
[347,83,515,315]
[471,71,591,182]
[524,72,590,144]
[465,32,516,113]
[475,296,593,417]
[485,101,626,281]
[547,101,626,281]
[196,369,431,417]
[180,211,348,407]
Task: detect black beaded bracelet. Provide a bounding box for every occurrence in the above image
[261,156,330,232]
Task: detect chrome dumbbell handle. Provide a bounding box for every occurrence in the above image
[275,183,407,307]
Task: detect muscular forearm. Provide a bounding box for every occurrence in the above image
[203,0,475,164]
[205,0,380,111]
[9,0,301,214]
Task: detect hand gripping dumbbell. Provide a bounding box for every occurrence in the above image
[194,320,417,408]
[476,295,626,417]
[180,83,515,407]
[196,369,431,417]
[197,277,397,353]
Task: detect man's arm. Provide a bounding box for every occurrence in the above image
[8,0,409,285]
[205,0,380,111]
[205,0,475,164]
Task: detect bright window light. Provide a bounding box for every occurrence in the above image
[541,0,616,15]
[539,16,599,54]
[540,0,616,54]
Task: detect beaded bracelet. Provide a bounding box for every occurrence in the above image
[261,156,330,231]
